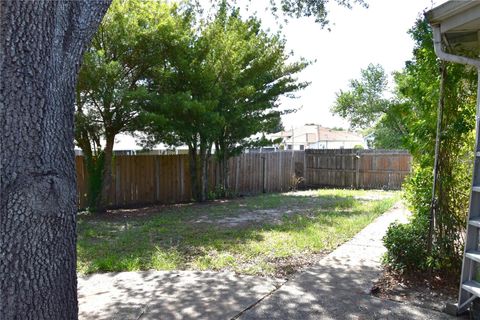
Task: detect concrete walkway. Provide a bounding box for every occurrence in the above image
[78,203,456,319]
[239,203,455,320]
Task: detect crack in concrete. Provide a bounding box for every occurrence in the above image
[230,280,288,320]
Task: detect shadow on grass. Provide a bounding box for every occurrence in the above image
[77,191,398,275]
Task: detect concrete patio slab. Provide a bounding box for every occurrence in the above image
[78,271,283,320]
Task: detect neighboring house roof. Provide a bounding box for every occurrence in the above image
[316,127,363,142]
[277,125,364,143]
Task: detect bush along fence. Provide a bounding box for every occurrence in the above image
[75,149,411,209]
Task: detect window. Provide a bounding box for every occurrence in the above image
[299,145,304,150]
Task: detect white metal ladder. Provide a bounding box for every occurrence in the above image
[456,72,480,314]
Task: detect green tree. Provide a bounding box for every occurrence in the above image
[76,0,189,211]
[207,4,309,192]
[138,7,220,201]
[332,18,477,274]
[331,63,407,148]
[383,18,477,274]
[262,0,367,25]
[142,3,308,201]
[332,63,390,129]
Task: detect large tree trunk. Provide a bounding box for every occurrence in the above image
[216,142,230,195]
[0,2,110,319]
[199,144,212,202]
[97,133,115,212]
[221,150,230,192]
[188,145,201,201]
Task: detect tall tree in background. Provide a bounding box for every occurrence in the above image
[331,63,407,148]
[138,6,220,202]
[76,0,189,211]
[0,1,110,318]
[333,63,390,129]
[207,4,309,192]
[142,2,308,201]
[333,20,477,273]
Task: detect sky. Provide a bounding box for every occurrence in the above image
[241,0,449,130]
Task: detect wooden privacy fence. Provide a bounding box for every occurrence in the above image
[305,149,412,190]
[75,151,305,209]
[76,149,411,209]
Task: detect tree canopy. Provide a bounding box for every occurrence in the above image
[76,0,190,210]
[332,63,390,129]
[75,0,366,209]
[227,0,367,26]
[331,63,407,148]
[140,2,309,200]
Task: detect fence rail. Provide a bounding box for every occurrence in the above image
[76,149,411,209]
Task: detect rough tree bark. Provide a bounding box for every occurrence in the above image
[0,1,111,319]
[217,144,230,193]
[188,142,201,201]
[98,133,115,212]
[200,143,212,202]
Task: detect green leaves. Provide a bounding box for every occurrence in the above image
[75,0,194,208]
[382,18,477,275]
[332,63,390,130]
[76,0,190,145]
[268,0,367,25]
[142,3,309,156]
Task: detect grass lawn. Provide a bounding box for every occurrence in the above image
[77,189,400,277]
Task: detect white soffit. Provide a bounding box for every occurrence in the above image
[427,1,480,51]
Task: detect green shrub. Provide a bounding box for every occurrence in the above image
[207,185,237,200]
[383,217,429,272]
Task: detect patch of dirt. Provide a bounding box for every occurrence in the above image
[269,252,327,278]
[79,189,394,229]
[371,268,459,314]
[232,252,328,279]
[78,199,234,222]
[353,193,393,201]
[193,208,306,228]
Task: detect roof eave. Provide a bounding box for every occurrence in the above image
[426,1,478,26]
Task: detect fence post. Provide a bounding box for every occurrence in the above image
[262,156,266,193]
[235,156,240,192]
[355,151,361,189]
[303,151,307,186]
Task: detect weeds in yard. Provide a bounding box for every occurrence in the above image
[77,189,399,276]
